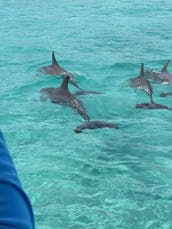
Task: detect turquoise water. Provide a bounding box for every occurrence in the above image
[1,1,172,228]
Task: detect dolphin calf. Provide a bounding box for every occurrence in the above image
[74,121,118,133]
[130,63,154,103]
[38,51,80,88]
[144,60,172,83]
[41,76,90,121]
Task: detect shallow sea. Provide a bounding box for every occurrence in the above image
[1,1,172,228]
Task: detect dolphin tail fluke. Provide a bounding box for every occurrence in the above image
[139,63,144,77]
[52,51,58,65]
[161,60,170,72]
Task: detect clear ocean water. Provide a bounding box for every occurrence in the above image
[1,1,172,228]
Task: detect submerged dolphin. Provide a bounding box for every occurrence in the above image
[135,102,172,110]
[74,121,118,133]
[38,51,80,88]
[41,76,90,121]
[130,63,154,103]
[144,60,172,83]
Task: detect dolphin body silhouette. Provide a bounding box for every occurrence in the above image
[130,63,154,103]
[74,121,118,133]
[38,51,80,89]
[40,76,90,121]
[130,63,172,110]
[144,60,172,84]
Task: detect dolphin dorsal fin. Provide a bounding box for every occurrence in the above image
[139,63,144,77]
[52,51,58,65]
[60,76,70,90]
[161,60,170,72]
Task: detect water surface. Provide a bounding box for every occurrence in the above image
[1,1,172,228]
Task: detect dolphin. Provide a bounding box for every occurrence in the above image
[40,76,90,121]
[74,121,118,133]
[130,63,154,103]
[38,51,80,89]
[135,102,172,110]
[144,60,172,83]
[130,63,172,109]
[134,84,172,110]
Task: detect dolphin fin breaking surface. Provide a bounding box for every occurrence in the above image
[161,60,170,72]
[139,62,144,77]
[130,63,153,99]
[41,76,90,121]
[52,51,59,65]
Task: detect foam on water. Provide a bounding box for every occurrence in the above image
[1,1,172,228]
